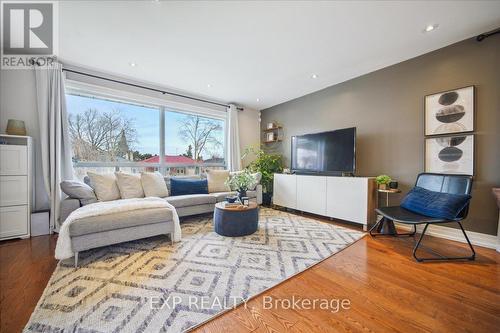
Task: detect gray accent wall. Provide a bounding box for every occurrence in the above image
[261,36,500,235]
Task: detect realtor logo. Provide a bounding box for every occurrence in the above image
[1,1,57,68]
[2,2,53,54]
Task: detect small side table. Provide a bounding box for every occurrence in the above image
[378,188,402,206]
[374,188,402,235]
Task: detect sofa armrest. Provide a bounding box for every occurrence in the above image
[59,198,81,225]
[255,184,263,205]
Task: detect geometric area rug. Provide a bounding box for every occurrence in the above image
[24,208,365,332]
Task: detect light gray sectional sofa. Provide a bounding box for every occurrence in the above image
[60,175,262,222]
[60,175,262,266]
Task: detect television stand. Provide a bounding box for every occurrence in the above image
[273,173,377,230]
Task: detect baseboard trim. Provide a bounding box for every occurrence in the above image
[395,222,498,250]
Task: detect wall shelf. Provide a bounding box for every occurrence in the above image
[263,139,283,144]
[262,123,284,145]
[262,126,283,132]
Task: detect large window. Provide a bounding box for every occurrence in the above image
[66,89,226,180]
[164,111,225,176]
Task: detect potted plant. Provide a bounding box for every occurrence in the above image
[242,146,283,205]
[375,174,392,190]
[225,169,257,201]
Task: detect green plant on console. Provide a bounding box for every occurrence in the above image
[242,146,283,196]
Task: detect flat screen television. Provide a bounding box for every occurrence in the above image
[291,127,356,175]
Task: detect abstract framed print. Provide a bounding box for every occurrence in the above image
[425,86,474,136]
[425,134,474,175]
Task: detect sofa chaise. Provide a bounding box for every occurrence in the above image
[59,174,262,266]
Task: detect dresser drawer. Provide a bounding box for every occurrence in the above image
[0,176,28,206]
[0,145,28,175]
[0,205,28,239]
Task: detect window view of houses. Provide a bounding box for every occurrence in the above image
[66,93,226,180]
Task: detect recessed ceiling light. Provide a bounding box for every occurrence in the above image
[256,98,260,102]
[311,74,318,79]
[424,24,439,33]
[207,84,212,88]
[129,62,137,67]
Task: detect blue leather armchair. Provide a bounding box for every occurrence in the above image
[370,173,475,262]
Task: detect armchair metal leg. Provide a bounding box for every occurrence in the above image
[413,222,475,262]
[369,217,416,237]
[74,252,79,268]
[458,222,476,260]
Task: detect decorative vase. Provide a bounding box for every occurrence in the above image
[379,183,387,190]
[238,189,247,202]
[6,119,26,136]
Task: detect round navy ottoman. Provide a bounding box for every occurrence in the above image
[213,202,259,237]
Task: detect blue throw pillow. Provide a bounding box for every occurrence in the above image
[401,186,471,220]
[170,178,208,196]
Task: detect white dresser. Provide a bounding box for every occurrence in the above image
[0,135,32,240]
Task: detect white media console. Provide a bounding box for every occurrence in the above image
[273,174,377,230]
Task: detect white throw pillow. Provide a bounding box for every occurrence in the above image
[141,172,169,197]
[115,172,145,199]
[206,169,230,193]
[60,180,97,205]
[87,172,121,201]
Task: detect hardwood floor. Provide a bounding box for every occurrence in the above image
[0,235,58,333]
[1,220,499,333]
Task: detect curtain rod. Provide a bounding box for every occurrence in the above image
[476,27,500,42]
[62,68,241,110]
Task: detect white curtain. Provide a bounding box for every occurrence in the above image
[227,104,241,171]
[35,62,73,231]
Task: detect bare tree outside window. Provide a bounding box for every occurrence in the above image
[178,114,223,161]
[68,108,137,162]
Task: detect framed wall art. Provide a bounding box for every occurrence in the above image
[425,134,474,175]
[424,86,474,136]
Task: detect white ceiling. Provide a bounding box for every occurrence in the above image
[58,1,500,110]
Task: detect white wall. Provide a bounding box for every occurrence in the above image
[63,65,229,114]
[238,107,260,167]
[0,69,49,210]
